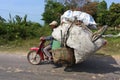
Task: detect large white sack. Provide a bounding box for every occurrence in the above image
[73,11,97,29]
[79,12,96,25]
[66,25,106,63]
[52,23,71,42]
[66,25,95,63]
[73,38,106,63]
[61,10,75,23]
[94,38,107,51]
[52,23,106,64]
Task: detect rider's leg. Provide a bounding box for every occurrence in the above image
[43,45,52,61]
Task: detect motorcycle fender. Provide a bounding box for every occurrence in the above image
[30,47,39,51]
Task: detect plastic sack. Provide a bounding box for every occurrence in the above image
[61,10,75,23]
[52,23,106,64]
[52,23,71,42]
[52,40,61,50]
[66,25,106,63]
[73,11,97,29]
[66,25,95,63]
[79,12,96,25]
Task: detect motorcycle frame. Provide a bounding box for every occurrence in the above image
[30,40,46,60]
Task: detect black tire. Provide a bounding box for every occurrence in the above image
[27,51,41,65]
[92,25,108,42]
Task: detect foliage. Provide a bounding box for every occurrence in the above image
[0,0,120,46]
[0,15,43,44]
[96,1,120,29]
[96,0,108,26]
[45,0,92,7]
[42,0,66,24]
[0,16,6,23]
[81,2,98,19]
[43,0,99,24]
[98,37,120,55]
[43,0,120,31]
[109,3,120,29]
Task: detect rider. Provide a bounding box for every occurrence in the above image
[40,21,58,62]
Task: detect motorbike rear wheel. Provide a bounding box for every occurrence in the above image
[27,51,41,65]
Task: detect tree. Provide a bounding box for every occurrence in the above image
[109,3,120,30]
[96,0,108,26]
[45,0,91,7]
[15,15,22,24]
[0,16,6,23]
[43,0,99,24]
[22,15,27,25]
[109,3,120,13]
[97,0,107,12]
[42,0,66,24]
[81,2,98,20]
[0,14,43,42]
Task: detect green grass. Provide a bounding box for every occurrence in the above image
[0,37,120,55]
[0,38,51,54]
[0,38,40,54]
[97,37,120,55]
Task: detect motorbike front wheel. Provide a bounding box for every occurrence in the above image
[27,51,41,65]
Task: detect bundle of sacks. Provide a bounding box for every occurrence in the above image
[52,11,106,64]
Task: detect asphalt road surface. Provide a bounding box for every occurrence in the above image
[0,53,120,80]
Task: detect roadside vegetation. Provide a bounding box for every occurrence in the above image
[97,37,120,55]
[0,0,120,55]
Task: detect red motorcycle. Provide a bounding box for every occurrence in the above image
[27,40,52,65]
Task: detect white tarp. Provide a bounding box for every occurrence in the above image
[61,10,97,29]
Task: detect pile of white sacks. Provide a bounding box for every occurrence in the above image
[52,11,106,64]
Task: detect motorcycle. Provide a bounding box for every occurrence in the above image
[27,25,108,65]
[27,40,52,65]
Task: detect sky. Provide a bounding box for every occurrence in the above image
[0,0,45,24]
[0,0,120,25]
[103,0,120,8]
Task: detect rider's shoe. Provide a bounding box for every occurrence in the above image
[53,63,63,68]
[64,66,73,72]
[48,61,54,64]
[48,57,53,63]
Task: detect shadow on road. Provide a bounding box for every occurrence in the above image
[71,54,120,74]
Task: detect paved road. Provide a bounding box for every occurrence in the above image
[0,53,120,80]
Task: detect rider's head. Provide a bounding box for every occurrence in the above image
[49,21,58,29]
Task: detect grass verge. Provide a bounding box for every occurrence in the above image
[0,38,40,54]
[96,37,120,55]
[0,37,120,56]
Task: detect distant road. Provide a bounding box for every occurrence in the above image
[0,53,120,80]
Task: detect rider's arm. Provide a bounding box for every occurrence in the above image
[44,36,54,41]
